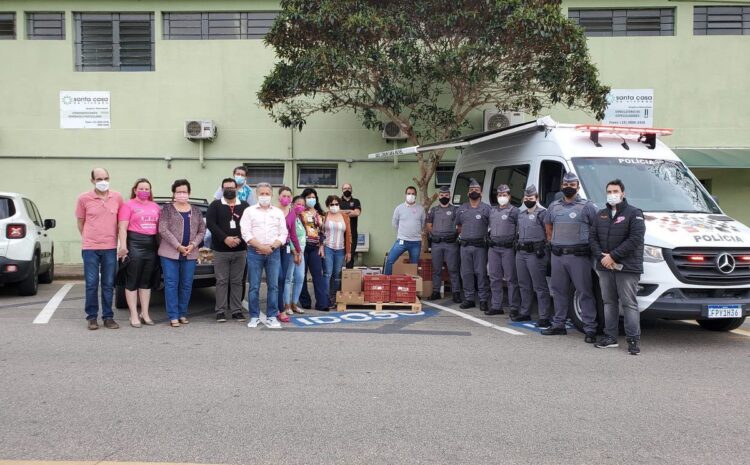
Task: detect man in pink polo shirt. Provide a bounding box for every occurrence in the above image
[75,168,124,330]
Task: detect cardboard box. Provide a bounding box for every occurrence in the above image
[422,280,433,298]
[393,260,418,276]
[414,276,424,297]
[341,269,362,293]
[337,291,365,305]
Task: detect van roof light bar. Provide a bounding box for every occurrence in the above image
[575,124,673,150]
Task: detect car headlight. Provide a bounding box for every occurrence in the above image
[643,245,664,263]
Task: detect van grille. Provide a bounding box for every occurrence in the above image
[663,248,750,285]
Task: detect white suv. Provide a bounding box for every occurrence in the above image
[0,192,55,295]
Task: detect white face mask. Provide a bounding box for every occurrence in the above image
[258,195,272,207]
[406,194,416,204]
[95,181,109,192]
[497,196,509,206]
[607,193,622,206]
[329,205,340,214]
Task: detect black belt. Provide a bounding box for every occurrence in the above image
[551,245,590,256]
[517,241,545,253]
[489,239,515,249]
[460,238,486,248]
[431,235,457,244]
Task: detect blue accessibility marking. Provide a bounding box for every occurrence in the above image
[290,308,439,328]
[509,320,576,333]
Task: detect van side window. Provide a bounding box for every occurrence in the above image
[539,160,567,207]
[453,170,485,205]
[490,165,530,207]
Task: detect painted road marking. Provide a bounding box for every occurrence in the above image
[290,309,439,327]
[680,320,750,337]
[0,461,232,465]
[509,320,576,333]
[32,283,74,324]
[423,301,524,335]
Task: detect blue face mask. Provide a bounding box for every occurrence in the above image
[306,198,317,208]
[234,175,246,186]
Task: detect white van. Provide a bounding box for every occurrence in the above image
[419,116,749,332]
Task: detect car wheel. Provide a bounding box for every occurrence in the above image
[115,284,128,309]
[18,257,39,296]
[568,273,605,333]
[39,253,54,284]
[696,317,746,332]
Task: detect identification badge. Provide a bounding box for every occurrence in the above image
[399,240,404,245]
[229,220,236,229]
[286,245,291,254]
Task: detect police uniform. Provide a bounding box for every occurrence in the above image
[487,184,519,315]
[427,186,461,302]
[515,185,552,323]
[543,172,599,337]
[456,179,491,309]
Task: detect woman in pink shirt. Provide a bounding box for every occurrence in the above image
[117,178,161,328]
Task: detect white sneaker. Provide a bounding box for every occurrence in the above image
[247,317,260,328]
[264,317,282,329]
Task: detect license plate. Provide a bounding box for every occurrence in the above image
[706,305,742,319]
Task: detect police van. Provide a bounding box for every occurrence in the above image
[390,116,750,332]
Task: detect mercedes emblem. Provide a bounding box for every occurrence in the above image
[715,253,736,275]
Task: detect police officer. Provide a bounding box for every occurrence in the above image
[426,186,461,303]
[456,179,491,311]
[590,179,645,355]
[515,185,552,326]
[542,172,599,342]
[486,184,519,316]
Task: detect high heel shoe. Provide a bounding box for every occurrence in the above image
[139,315,155,326]
[130,320,142,328]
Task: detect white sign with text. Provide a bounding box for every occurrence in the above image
[604,89,653,127]
[60,91,111,129]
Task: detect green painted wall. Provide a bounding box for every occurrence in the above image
[1,0,749,264]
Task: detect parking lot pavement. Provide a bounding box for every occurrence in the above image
[0,280,749,465]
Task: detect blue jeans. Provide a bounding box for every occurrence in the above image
[323,246,345,307]
[284,254,305,306]
[384,240,421,275]
[82,249,117,321]
[160,257,197,321]
[277,246,292,309]
[299,243,328,310]
[247,248,280,319]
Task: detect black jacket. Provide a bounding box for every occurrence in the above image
[589,198,646,273]
[206,199,250,253]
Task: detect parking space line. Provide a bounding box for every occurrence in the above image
[423,301,525,335]
[32,283,75,324]
[731,328,750,337]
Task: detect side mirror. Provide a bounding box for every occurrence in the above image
[44,219,56,229]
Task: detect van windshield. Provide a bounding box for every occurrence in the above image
[572,158,721,214]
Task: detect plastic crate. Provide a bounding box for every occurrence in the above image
[418,259,432,279]
[389,275,417,303]
[363,275,391,303]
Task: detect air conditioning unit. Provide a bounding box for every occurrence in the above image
[184,120,216,140]
[483,110,524,132]
[382,121,408,141]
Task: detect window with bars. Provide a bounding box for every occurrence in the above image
[27,12,65,39]
[74,13,154,71]
[694,6,750,35]
[298,165,338,188]
[569,9,674,37]
[162,12,278,39]
[434,163,455,187]
[0,13,15,39]
[245,164,285,187]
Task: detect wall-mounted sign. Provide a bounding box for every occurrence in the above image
[604,89,653,127]
[60,91,110,129]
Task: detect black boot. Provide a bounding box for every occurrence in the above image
[584,332,597,344]
[541,327,567,336]
[452,292,462,304]
[485,307,504,316]
[627,337,641,355]
[511,314,531,322]
[459,300,475,309]
[479,301,489,313]
[428,291,441,301]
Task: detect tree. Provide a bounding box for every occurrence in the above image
[258,0,610,209]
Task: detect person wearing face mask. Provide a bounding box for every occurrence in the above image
[515,185,552,327]
[322,195,352,308]
[284,196,308,315]
[213,166,256,206]
[456,179,492,311]
[298,188,328,311]
[206,178,251,323]
[158,179,206,327]
[240,182,288,329]
[384,186,426,275]
[275,186,301,322]
[426,185,461,303]
[76,167,124,330]
[339,183,362,268]
[486,184,520,316]
[542,171,599,342]
[589,179,645,355]
[117,178,161,328]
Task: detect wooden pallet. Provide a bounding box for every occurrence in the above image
[336,298,422,313]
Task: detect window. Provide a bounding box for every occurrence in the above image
[539,160,567,208]
[163,12,278,39]
[0,197,16,220]
[245,164,285,186]
[694,6,750,35]
[452,170,486,205]
[434,163,455,187]
[27,12,65,39]
[569,9,674,37]
[74,13,154,71]
[490,165,530,207]
[0,13,15,39]
[298,165,337,188]
[23,199,42,227]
